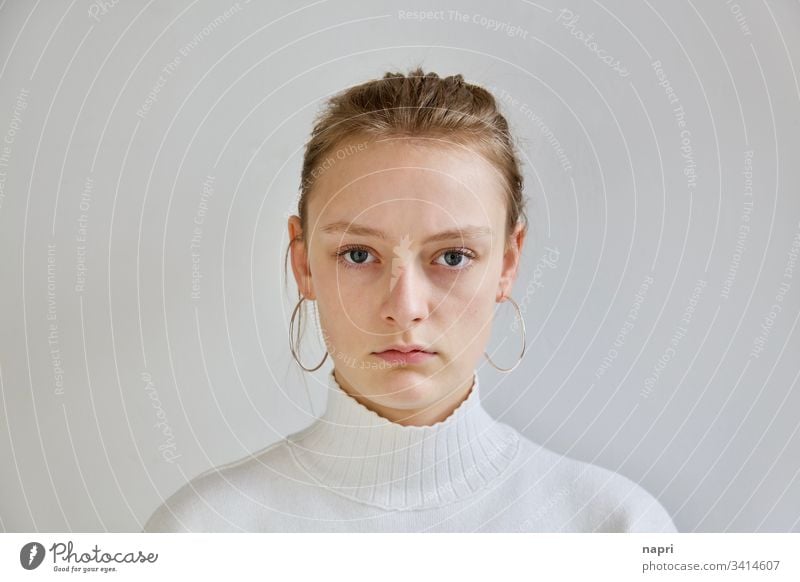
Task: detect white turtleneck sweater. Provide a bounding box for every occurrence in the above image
[142,369,678,532]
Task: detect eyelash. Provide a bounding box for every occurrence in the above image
[335,245,477,272]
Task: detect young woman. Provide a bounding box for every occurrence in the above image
[143,68,678,533]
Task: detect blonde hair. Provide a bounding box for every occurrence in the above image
[285,67,528,362]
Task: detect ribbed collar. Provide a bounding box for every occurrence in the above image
[287,368,520,510]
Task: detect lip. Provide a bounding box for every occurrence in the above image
[372,344,436,366]
[374,344,434,354]
[373,349,436,365]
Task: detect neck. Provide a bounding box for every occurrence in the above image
[332,368,474,426]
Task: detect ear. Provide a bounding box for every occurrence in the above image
[497,223,526,302]
[288,215,316,300]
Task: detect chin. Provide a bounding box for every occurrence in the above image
[372,371,438,408]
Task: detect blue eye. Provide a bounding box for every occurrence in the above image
[337,246,376,269]
[335,246,477,271]
[436,249,474,269]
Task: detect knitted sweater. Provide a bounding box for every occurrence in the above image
[143,369,678,532]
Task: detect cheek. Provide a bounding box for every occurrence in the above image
[317,309,354,360]
[313,259,368,311]
[316,285,379,351]
[437,293,495,345]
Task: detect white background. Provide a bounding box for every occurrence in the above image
[0,0,798,532]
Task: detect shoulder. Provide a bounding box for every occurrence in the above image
[141,439,294,533]
[512,436,678,532]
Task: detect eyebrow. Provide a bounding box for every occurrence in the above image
[320,221,493,244]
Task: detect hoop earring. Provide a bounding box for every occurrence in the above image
[483,295,526,373]
[289,296,328,372]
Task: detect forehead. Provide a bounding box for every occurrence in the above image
[307,137,506,235]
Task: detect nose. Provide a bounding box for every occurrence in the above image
[381,260,429,328]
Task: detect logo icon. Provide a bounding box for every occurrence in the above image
[20,542,45,570]
[390,234,413,292]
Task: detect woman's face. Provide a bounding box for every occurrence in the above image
[288,136,525,425]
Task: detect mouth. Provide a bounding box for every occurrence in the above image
[372,347,437,365]
[373,344,435,354]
